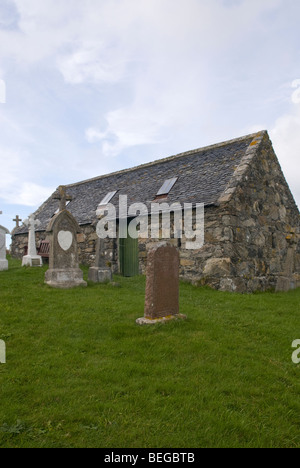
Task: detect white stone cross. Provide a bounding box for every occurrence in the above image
[0,211,10,271]
[23,214,41,257]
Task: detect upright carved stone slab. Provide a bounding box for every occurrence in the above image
[22,214,43,267]
[0,225,10,271]
[137,242,186,324]
[88,238,112,283]
[45,210,87,289]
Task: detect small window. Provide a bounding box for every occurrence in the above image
[98,191,117,206]
[156,178,178,196]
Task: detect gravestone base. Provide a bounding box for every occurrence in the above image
[45,268,87,289]
[0,259,8,271]
[88,266,112,283]
[276,276,296,292]
[136,314,187,325]
[22,255,43,267]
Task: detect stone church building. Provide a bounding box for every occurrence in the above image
[11,130,300,292]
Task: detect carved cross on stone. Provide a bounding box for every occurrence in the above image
[53,186,72,212]
[13,215,22,228]
[24,214,41,231]
[23,214,41,258]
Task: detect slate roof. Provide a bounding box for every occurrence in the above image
[14,131,264,234]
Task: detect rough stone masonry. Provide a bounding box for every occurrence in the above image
[11,131,300,293]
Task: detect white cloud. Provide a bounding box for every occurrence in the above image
[85,127,107,144]
[0,0,300,214]
[13,182,54,206]
[0,146,54,206]
[0,147,20,189]
[73,0,288,157]
[58,41,127,85]
[291,79,300,104]
[85,104,171,157]
[0,0,19,29]
[0,0,283,83]
[3,182,54,207]
[270,80,300,208]
[0,79,6,103]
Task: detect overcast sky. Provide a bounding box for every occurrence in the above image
[0,0,300,235]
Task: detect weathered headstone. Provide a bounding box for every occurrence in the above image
[45,186,87,289]
[88,238,112,283]
[22,214,43,267]
[136,242,186,324]
[0,219,10,271]
[276,242,297,292]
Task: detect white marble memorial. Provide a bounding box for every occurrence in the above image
[0,225,10,271]
[22,214,43,267]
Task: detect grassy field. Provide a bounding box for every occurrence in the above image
[0,257,300,448]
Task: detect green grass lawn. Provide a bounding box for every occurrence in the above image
[0,257,300,448]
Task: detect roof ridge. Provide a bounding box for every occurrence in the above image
[66,130,267,189]
[218,130,268,204]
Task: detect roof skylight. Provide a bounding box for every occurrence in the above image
[156,178,178,196]
[98,191,117,206]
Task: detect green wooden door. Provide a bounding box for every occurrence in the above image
[119,235,139,277]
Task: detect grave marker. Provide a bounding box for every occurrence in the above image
[13,215,22,228]
[136,242,186,324]
[22,214,43,267]
[88,238,112,283]
[45,186,87,289]
[0,211,10,271]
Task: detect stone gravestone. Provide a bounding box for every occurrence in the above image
[88,238,112,283]
[45,186,87,289]
[136,242,186,325]
[276,232,298,291]
[0,221,10,271]
[22,214,43,267]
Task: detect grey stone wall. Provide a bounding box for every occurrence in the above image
[172,133,300,292]
[10,133,300,292]
[136,133,300,292]
[10,231,46,260]
[226,133,300,292]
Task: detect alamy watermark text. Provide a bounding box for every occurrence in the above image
[292,340,300,364]
[96,196,204,250]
